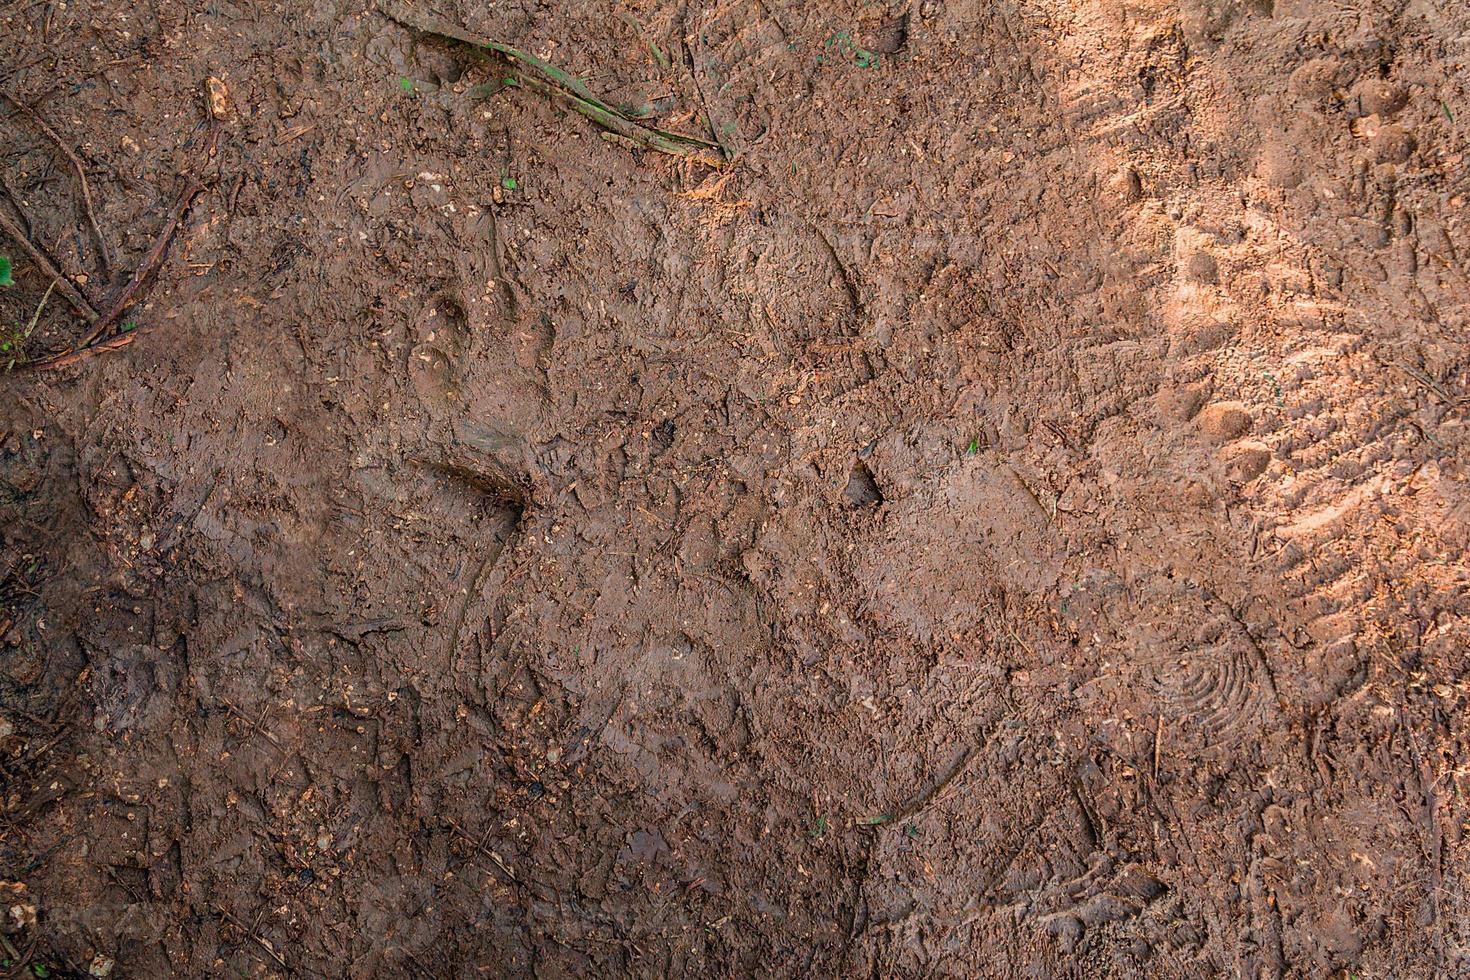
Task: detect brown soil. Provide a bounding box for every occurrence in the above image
[2,0,1469,976]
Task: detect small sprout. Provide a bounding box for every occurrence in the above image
[1263,371,1284,406]
[501,176,519,191]
[807,815,828,839]
[123,321,139,333]
[1443,101,1456,123]
[821,31,879,69]
[0,255,12,288]
[966,437,979,455]
[32,965,51,980]
[2,278,56,371]
[904,823,920,840]
[856,814,890,827]
[399,77,415,93]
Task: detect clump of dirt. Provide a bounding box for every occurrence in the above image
[2,0,1468,976]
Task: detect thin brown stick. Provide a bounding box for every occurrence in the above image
[1,92,113,271]
[446,818,522,883]
[383,1,726,167]
[77,177,205,348]
[220,696,284,749]
[26,324,143,371]
[1153,715,1164,780]
[211,904,291,973]
[0,207,99,321]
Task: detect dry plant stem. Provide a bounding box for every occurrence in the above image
[0,208,99,321]
[515,73,728,167]
[77,178,205,348]
[1,92,113,271]
[27,322,145,372]
[382,1,726,166]
[26,178,205,371]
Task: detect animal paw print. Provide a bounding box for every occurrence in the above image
[409,291,470,412]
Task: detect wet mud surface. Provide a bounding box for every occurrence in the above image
[2,0,1469,975]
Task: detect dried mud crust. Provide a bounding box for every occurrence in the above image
[1,0,1468,976]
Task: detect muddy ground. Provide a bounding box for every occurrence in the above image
[1,0,1468,976]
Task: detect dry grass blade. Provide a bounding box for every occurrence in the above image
[510,74,727,167]
[381,1,727,167]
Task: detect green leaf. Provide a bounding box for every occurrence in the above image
[856,814,890,826]
[966,438,979,455]
[0,255,12,287]
[399,77,415,93]
[501,176,519,190]
[32,965,51,979]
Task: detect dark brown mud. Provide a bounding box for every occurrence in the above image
[2,0,1468,976]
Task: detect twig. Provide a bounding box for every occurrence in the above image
[381,1,725,166]
[893,742,982,820]
[1002,619,1034,656]
[16,724,68,767]
[446,818,521,883]
[0,208,99,321]
[509,73,726,166]
[220,697,285,749]
[1,92,113,271]
[1389,361,1463,406]
[25,323,143,371]
[4,278,57,371]
[212,904,292,974]
[1006,465,1052,523]
[0,934,36,979]
[681,38,736,160]
[77,177,205,348]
